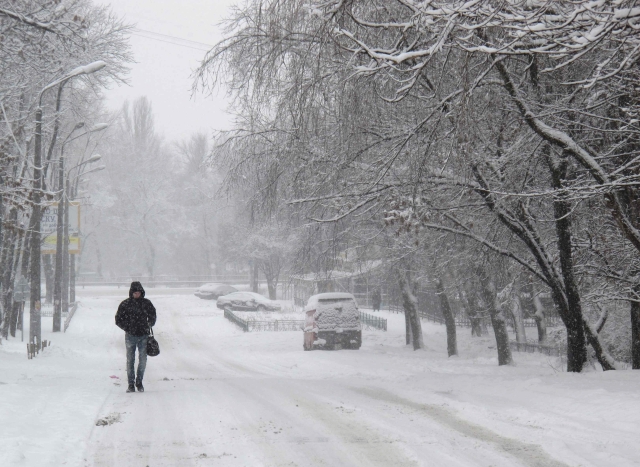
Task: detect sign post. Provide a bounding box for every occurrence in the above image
[14,277,29,342]
[41,202,81,254]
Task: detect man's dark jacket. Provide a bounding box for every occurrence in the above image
[115,282,156,336]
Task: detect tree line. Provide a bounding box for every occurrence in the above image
[194,0,640,372]
[0,0,130,342]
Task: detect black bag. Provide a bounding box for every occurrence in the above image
[147,327,160,357]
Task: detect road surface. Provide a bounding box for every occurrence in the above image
[83,293,571,467]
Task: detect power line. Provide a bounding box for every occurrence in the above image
[131,33,210,51]
[132,28,214,51]
[134,28,214,48]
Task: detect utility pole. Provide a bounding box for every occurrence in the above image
[29,106,43,347]
[52,123,106,331]
[53,122,84,331]
[30,61,107,340]
[63,157,105,314]
[62,179,70,314]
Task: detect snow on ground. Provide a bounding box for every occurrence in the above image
[1,286,639,466]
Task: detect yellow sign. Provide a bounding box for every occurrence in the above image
[43,234,80,254]
[41,202,81,254]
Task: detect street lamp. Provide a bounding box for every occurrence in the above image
[30,61,106,345]
[61,159,105,314]
[52,124,107,331]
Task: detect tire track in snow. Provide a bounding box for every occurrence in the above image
[86,300,199,466]
[164,300,265,378]
[292,394,419,466]
[223,377,418,467]
[355,387,571,467]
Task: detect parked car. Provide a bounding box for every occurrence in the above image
[303,293,361,350]
[194,283,238,300]
[216,292,282,311]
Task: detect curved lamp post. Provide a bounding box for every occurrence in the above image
[30,61,106,343]
[62,162,105,312]
[52,124,107,331]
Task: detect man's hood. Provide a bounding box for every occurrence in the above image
[129,281,146,298]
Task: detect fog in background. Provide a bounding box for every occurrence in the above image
[79,0,240,280]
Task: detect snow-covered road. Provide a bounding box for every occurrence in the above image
[2,288,639,466]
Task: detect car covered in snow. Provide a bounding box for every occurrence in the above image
[194,283,238,300]
[216,292,282,311]
[303,292,361,350]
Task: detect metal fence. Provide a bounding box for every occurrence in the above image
[388,305,562,330]
[40,306,68,318]
[248,320,305,332]
[224,308,249,331]
[64,302,79,333]
[389,305,480,327]
[509,340,565,357]
[360,312,387,331]
[223,309,305,332]
[224,309,386,333]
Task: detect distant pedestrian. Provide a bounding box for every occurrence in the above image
[372,288,382,312]
[115,281,156,393]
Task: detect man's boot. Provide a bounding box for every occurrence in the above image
[126,384,135,393]
[136,382,144,392]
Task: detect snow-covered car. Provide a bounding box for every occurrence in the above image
[216,292,282,311]
[194,283,238,300]
[303,293,361,350]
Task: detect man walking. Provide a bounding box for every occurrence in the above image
[115,281,156,393]
[372,288,382,312]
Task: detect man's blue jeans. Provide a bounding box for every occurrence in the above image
[125,333,148,386]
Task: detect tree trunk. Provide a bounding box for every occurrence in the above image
[0,186,4,338]
[251,261,259,293]
[8,231,25,338]
[266,275,277,300]
[631,297,640,369]
[583,320,616,371]
[95,243,103,278]
[70,254,76,303]
[461,286,483,337]
[405,312,412,345]
[477,266,512,365]
[470,316,483,337]
[530,285,548,343]
[434,277,458,356]
[44,254,54,304]
[9,300,20,337]
[399,271,424,350]
[0,218,16,339]
[0,228,9,339]
[562,305,586,372]
[260,259,277,300]
[1,289,13,339]
[547,151,588,372]
[510,295,527,345]
[21,229,31,279]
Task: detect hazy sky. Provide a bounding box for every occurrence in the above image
[97,0,237,142]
